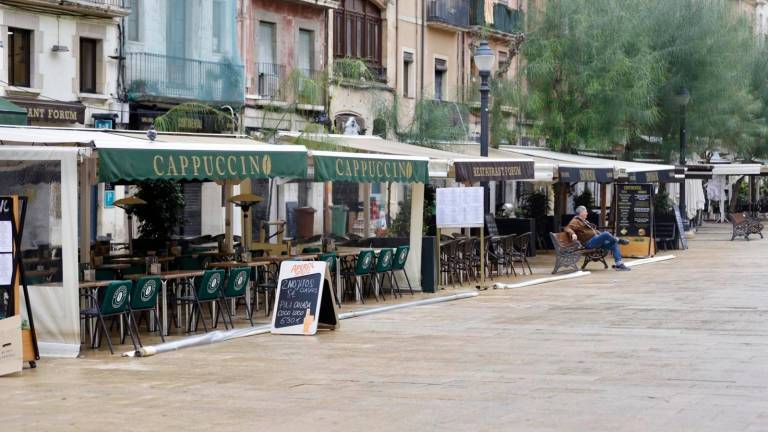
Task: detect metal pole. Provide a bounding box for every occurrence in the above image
[480,70,490,214]
[679,104,687,225]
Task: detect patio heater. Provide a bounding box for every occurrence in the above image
[228,193,263,259]
[114,196,147,256]
[474,40,495,213]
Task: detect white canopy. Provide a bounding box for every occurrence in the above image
[500,146,676,177]
[279,132,552,181]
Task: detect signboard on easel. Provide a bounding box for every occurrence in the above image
[0,195,38,372]
[436,187,484,228]
[673,205,688,250]
[436,187,488,287]
[614,184,655,258]
[271,261,339,335]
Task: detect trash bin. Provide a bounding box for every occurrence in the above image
[331,205,348,237]
[295,207,316,239]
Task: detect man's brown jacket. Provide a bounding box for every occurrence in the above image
[564,216,600,245]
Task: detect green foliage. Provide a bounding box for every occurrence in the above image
[133,180,186,239]
[520,191,551,221]
[333,58,380,85]
[154,102,234,133]
[400,100,470,145]
[653,189,673,216]
[522,0,767,160]
[390,185,436,237]
[523,0,662,153]
[573,188,595,212]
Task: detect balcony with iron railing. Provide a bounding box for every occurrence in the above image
[0,0,130,17]
[252,64,327,108]
[126,52,245,104]
[469,0,524,35]
[427,0,470,30]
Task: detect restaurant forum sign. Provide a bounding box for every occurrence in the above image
[7,98,85,124]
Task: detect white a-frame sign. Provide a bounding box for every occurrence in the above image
[270,261,339,335]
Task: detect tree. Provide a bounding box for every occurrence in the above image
[133,180,185,239]
[522,0,761,159]
[522,0,661,152]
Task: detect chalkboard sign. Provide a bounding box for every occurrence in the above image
[271,261,339,335]
[484,214,499,237]
[615,184,653,237]
[673,205,688,250]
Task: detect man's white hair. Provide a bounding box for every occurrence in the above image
[575,205,587,214]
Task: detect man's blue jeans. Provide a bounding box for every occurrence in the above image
[585,232,622,263]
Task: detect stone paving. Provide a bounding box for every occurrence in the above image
[2,223,767,431]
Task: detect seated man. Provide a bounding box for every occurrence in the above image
[564,206,631,271]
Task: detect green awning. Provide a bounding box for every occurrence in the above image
[97,142,308,183]
[0,97,28,126]
[312,151,429,184]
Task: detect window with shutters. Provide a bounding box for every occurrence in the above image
[8,28,31,87]
[212,0,226,53]
[80,38,99,94]
[403,51,414,98]
[434,58,447,101]
[333,0,382,67]
[181,183,202,237]
[126,0,140,42]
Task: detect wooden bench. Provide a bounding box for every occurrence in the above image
[550,232,609,274]
[729,213,764,241]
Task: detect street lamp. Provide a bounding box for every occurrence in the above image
[474,40,495,213]
[674,87,690,227]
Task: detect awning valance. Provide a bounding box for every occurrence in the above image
[0,98,28,126]
[557,166,614,183]
[453,159,535,182]
[312,151,429,183]
[628,169,677,183]
[97,143,308,183]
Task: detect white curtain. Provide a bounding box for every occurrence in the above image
[0,146,83,358]
[667,179,705,219]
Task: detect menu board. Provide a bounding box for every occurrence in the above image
[271,261,339,335]
[0,198,15,311]
[615,183,653,237]
[673,205,688,250]
[436,187,484,228]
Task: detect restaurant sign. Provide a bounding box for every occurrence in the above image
[7,98,85,124]
[313,154,429,184]
[454,160,535,182]
[558,167,614,183]
[98,148,308,183]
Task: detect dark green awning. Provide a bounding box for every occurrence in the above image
[0,98,28,126]
[312,151,429,183]
[97,143,308,183]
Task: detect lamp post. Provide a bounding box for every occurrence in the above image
[473,40,495,213]
[674,87,690,226]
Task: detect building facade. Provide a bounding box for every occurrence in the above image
[242,0,334,134]
[0,0,129,128]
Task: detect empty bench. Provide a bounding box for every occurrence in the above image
[729,213,764,241]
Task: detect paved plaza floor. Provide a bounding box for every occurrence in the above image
[2,222,767,431]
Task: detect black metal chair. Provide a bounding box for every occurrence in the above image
[513,233,533,275]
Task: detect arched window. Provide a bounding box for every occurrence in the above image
[334,0,382,66]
